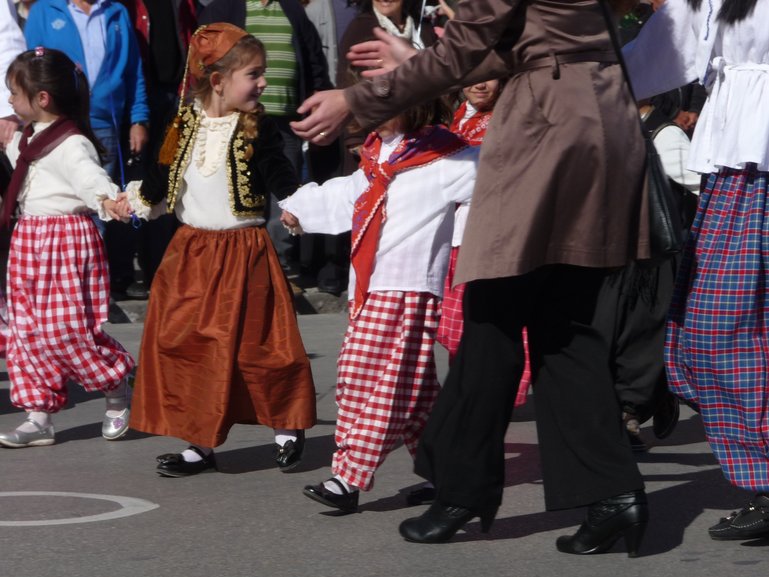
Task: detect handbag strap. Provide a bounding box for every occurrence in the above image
[596,0,646,135]
[597,0,637,99]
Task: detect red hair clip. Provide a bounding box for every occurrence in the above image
[34,46,45,57]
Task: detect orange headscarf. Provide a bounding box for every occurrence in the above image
[188,23,250,79]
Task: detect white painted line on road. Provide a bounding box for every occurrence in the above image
[0,492,159,526]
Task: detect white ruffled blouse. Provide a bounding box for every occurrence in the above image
[624,0,769,174]
[129,109,265,230]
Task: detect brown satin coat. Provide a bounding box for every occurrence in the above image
[346,0,649,283]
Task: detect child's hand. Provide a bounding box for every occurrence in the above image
[280,210,303,236]
[103,198,132,222]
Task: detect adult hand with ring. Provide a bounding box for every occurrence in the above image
[347,27,418,77]
[291,89,352,145]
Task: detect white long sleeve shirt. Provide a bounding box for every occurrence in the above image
[624,0,769,173]
[5,121,118,220]
[280,133,479,297]
[653,123,701,194]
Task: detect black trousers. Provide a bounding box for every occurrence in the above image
[601,258,677,423]
[414,265,644,513]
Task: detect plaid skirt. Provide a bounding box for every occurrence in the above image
[6,215,134,412]
[666,166,769,490]
[332,291,440,490]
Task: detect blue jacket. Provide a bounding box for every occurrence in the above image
[25,0,149,130]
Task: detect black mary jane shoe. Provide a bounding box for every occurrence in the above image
[399,501,495,543]
[303,478,359,514]
[156,446,217,478]
[275,430,305,472]
[406,486,437,506]
[556,490,648,557]
[709,494,769,541]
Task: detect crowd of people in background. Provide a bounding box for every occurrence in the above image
[1,0,768,556]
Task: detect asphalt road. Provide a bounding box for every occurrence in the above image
[0,315,766,577]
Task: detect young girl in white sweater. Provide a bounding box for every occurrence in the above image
[0,47,134,448]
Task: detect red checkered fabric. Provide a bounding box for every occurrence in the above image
[436,246,465,358]
[0,292,8,357]
[333,291,440,491]
[437,247,531,406]
[6,215,134,412]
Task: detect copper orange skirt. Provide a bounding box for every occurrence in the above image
[130,224,316,447]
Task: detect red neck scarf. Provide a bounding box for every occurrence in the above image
[449,102,492,146]
[1,118,82,227]
[350,125,467,318]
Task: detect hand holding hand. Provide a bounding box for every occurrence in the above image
[280,210,303,235]
[103,196,133,221]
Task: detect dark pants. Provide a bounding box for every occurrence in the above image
[266,116,303,267]
[415,265,644,513]
[300,138,349,287]
[601,259,677,422]
[107,83,182,291]
[605,190,697,422]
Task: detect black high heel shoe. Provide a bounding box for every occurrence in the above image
[398,501,496,543]
[556,490,648,557]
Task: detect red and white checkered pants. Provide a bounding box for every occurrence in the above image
[437,246,531,406]
[6,215,134,412]
[332,291,440,491]
[0,292,8,357]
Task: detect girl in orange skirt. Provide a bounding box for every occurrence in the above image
[125,24,316,477]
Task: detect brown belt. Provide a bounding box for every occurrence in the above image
[514,50,619,79]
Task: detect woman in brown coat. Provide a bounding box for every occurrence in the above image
[292,0,651,555]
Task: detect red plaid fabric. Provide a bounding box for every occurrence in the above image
[436,246,466,359]
[333,291,440,491]
[437,247,531,406]
[6,215,134,412]
[0,293,8,357]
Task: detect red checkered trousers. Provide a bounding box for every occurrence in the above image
[333,291,440,491]
[6,215,135,412]
[0,292,8,357]
[437,246,531,406]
